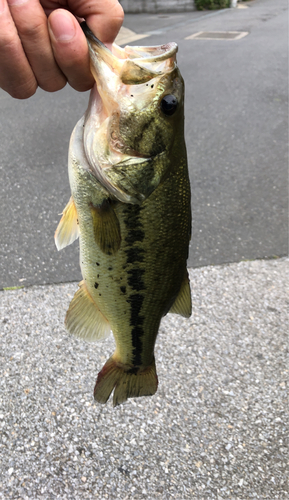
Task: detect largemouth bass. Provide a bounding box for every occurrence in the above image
[55,22,192,406]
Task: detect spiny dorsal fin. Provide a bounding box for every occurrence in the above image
[94,356,158,406]
[169,271,192,318]
[65,281,111,341]
[55,197,79,250]
[90,200,121,255]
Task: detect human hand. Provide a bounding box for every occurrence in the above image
[0,0,124,99]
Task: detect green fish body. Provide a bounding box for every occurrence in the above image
[55,23,191,406]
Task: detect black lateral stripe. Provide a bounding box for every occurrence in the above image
[125,246,145,264]
[128,293,144,324]
[127,294,144,366]
[123,204,146,366]
[124,205,145,244]
[131,326,144,365]
[127,268,145,291]
[125,229,145,245]
[123,204,144,228]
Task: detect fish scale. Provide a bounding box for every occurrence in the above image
[55,22,192,406]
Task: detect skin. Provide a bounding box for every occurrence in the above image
[0,0,124,99]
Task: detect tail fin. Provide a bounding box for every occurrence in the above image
[94,356,158,406]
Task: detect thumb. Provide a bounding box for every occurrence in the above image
[68,0,124,46]
[48,10,94,92]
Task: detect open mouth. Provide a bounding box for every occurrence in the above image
[81,22,176,165]
[81,22,178,84]
[76,23,179,204]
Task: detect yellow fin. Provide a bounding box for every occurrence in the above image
[169,271,192,318]
[65,281,111,341]
[90,200,121,255]
[55,197,79,250]
[94,356,158,406]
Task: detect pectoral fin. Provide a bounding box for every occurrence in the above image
[55,197,79,250]
[169,271,192,318]
[90,200,121,255]
[66,281,111,341]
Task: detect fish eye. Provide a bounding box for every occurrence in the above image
[160,94,178,116]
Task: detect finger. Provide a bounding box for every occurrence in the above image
[0,0,37,98]
[67,0,124,46]
[7,0,67,92]
[48,10,94,92]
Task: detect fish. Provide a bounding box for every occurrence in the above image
[55,22,192,406]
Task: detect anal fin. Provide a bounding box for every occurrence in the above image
[94,356,158,406]
[169,270,192,318]
[55,197,79,250]
[65,281,111,341]
[90,199,121,255]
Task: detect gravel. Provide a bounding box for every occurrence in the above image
[0,258,288,499]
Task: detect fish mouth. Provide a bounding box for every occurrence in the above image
[78,22,178,203]
[81,22,178,84]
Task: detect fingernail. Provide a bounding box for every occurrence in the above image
[49,11,76,42]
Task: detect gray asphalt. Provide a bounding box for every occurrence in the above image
[0,0,287,288]
[0,258,288,499]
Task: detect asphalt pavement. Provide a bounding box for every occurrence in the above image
[0,0,288,498]
[0,0,287,288]
[0,258,288,499]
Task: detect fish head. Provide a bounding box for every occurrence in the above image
[80,23,185,202]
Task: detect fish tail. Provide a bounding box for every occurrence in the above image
[94,356,158,406]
